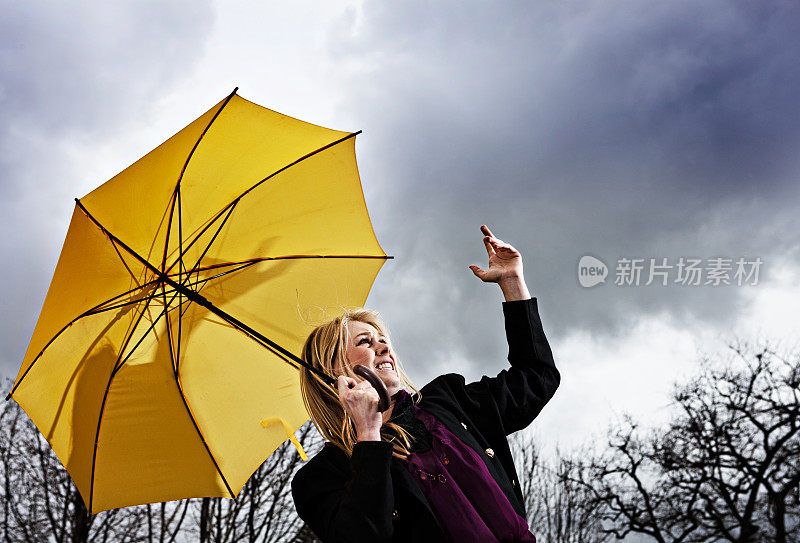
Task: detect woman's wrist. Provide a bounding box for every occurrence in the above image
[498,273,531,301]
[356,428,382,442]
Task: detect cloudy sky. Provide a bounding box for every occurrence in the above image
[2,0,800,477]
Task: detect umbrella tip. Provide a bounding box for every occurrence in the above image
[4,392,11,401]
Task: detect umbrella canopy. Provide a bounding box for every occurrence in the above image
[7,88,389,514]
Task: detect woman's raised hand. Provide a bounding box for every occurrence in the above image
[337,375,383,442]
[469,225,531,301]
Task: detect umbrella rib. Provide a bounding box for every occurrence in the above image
[5,280,166,400]
[7,275,210,401]
[175,261,261,307]
[89,292,156,513]
[231,130,363,211]
[179,254,394,278]
[163,260,181,375]
[109,233,148,288]
[160,282,236,499]
[76,199,172,280]
[177,187,184,370]
[161,189,178,272]
[51,271,204,323]
[111,294,175,375]
[84,288,164,319]
[169,254,388,290]
[170,254,393,302]
[161,86,239,273]
[164,129,363,277]
[110,280,213,375]
[177,200,239,291]
[162,199,239,277]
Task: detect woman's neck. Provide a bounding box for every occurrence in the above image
[381,388,410,425]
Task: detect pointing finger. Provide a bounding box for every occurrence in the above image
[483,237,495,256]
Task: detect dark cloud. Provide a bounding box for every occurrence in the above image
[0,2,214,138]
[332,0,800,384]
[0,2,214,378]
[3,0,800,395]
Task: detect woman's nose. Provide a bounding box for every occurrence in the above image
[375,343,388,354]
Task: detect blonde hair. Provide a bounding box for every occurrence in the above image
[299,308,421,460]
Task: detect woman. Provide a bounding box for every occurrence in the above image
[292,225,560,542]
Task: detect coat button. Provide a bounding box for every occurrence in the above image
[485,448,495,458]
[461,422,468,430]
[392,509,399,520]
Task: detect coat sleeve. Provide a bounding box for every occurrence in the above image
[291,441,396,543]
[467,297,560,435]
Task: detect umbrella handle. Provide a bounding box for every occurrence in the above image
[352,364,391,412]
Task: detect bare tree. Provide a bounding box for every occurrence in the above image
[2,375,322,542]
[566,341,800,543]
[288,523,320,543]
[511,431,610,543]
[141,501,191,543]
[192,421,322,543]
[0,383,142,543]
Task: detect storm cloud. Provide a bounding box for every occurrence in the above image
[0,1,214,373]
[328,0,800,384]
[1,1,798,456]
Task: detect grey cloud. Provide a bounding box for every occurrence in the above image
[0,1,214,378]
[331,0,800,381]
[0,2,214,138]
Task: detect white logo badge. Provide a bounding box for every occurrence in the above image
[578,256,608,288]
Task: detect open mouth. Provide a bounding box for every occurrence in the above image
[375,361,394,372]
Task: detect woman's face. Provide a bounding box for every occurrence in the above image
[342,320,403,397]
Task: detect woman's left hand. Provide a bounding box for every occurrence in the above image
[469,225,531,301]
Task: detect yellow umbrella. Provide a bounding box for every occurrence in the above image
[7,88,390,514]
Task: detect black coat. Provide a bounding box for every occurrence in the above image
[291,298,560,542]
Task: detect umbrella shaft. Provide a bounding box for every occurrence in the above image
[72,199,337,391]
[161,274,337,387]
